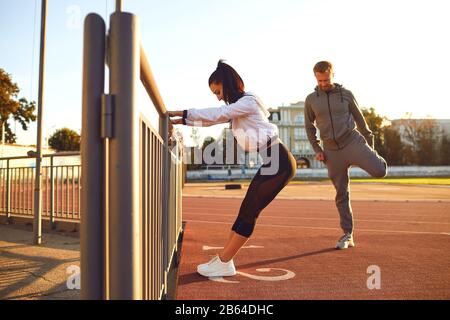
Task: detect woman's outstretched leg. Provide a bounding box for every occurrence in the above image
[197,142,296,277]
[219,231,249,262]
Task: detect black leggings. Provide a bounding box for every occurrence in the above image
[232,141,297,237]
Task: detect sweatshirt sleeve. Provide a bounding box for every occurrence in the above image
[348,91,374,148]
[184,96,255,126]
[181,109,217,127]
[304,97,323,154]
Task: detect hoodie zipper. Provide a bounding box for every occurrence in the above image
[326,92,340,149]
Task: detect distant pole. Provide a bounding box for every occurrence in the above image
[33,0,47,245]
[1,120,5,144]
[116,0,122,12]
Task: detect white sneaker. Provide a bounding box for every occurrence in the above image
[197,255,236,277]
[335,233,355,250]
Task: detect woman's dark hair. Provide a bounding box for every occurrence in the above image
[208,60,245,104]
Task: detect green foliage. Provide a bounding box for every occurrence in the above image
[361,107,386,151]
[0,69,37,143]
[48,127,80,152]
[361,108,448,166]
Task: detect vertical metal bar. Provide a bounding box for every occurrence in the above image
[66,166,69,216]
[156,139,160,298]
[109,12,141,300]
[15,168,18,215]
[55,166,59,218]
[0,169,3,212]
[81,13,106,300]
[78,165,81,220]
[41,167,44,216]
[60,167,63,217]
[149,134,153,299]
[161,143,165,297]
[103,138,110,300]
[59,167,62,216]
[157,136,160,299]
[50,156,54,224]
[0,169,3,213]
[33,0,47,245]
[6,160,10,219]
[11,168,15,215]
[152,135,156,299]
[19,168,22,214]
[140,122,147,300]
[0,169,3,214]
[147,128,151,299]
[71,166,75,219]
[159,115,169,296]
[116,0,122,12]
[22,168,26,214]
[148,135,152,299]
[24,168,28,215]
[27,168,30,215]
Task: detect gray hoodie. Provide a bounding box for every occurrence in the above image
[304,84,374,153]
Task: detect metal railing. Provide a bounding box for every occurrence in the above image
[81,9,183,300]
[0,152,81,222]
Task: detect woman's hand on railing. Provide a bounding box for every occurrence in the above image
[168,111,183,118]
[169,110,185,126]
[170,118,184,125]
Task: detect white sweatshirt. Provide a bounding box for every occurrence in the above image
[184,92,279,152]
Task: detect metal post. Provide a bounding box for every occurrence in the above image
[160,115,170,296]
[49,155,54,226]
[33,0,47,245]
[116,0,122,12]
[109,12,141,299]
[6,159,10,219]
[81,13,106,300]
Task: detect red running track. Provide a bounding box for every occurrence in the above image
[176,197,450,300]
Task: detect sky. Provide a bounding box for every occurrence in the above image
[1,0,449,146]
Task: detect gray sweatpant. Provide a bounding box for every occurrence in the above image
[323,133,387,234]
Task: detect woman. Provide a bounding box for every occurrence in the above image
[169,60,296,277]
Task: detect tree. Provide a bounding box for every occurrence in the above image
[201,136,216,150]
[361,107,387,152]
[439,133,450,165]
[398,114,439,165]
[382,125,405,165]
[48,128,80,152]
[0,69,37,143]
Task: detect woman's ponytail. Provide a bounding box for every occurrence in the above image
[208,60,245,104]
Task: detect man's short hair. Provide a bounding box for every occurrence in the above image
[313,61,333,73]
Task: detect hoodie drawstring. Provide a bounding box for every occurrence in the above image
[314,84,344,102]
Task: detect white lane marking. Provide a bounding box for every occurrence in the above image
[184,219,450,236]
[209,268,296,283]
[202,245,264,251]
[184,212,450,225]
[209,277,239,284]
[182,194,450,202]
[237,268,296,281]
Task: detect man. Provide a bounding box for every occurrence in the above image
[304,61,387,249]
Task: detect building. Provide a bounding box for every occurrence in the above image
[0,143,77,168]
[390,118,450,143]
[268,101,324,168]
